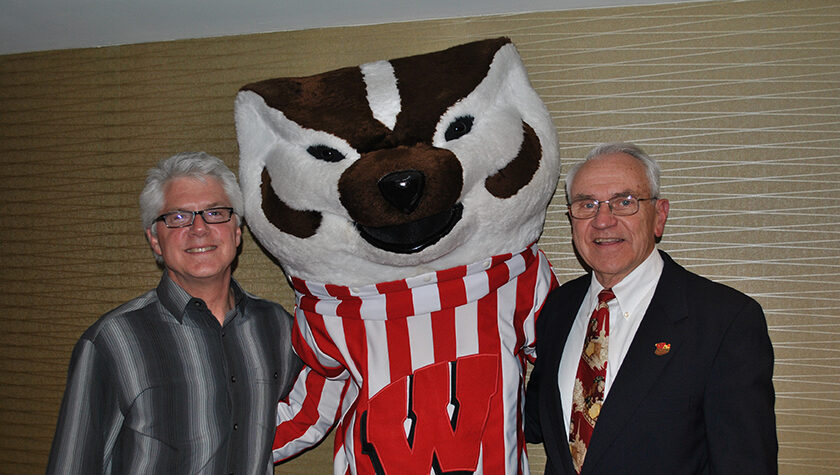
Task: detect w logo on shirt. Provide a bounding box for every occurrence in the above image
[360,354,499,474]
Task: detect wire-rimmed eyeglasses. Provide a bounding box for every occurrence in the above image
[154,207,234,228]
[567,195,657,219]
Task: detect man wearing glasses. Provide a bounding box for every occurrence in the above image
[47,152,333,474]
[525,143,777,474]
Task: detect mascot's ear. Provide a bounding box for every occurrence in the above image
[234,91,275,173]
[234,90,274,226]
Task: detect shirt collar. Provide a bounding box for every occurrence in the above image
[586,249,663,314]
[156,272,245,323]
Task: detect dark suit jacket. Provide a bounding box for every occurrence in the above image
[525,250,777,474]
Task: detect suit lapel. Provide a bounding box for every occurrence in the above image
[582,252,690,473]
[539,275,589,475]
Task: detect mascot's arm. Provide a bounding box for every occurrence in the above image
[523,250,560,363]
[273,311,357,462]
[272,366,354,462]
[291,309,349,378]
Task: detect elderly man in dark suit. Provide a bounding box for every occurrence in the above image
[525,142,777,474]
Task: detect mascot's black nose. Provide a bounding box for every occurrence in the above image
[378,170,425,214]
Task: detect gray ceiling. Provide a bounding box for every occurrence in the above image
[0,0,700,55]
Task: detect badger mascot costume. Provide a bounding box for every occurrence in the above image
[235,37,560,474]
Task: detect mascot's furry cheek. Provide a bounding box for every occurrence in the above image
[260,169,322,239]
[484,122,542,199]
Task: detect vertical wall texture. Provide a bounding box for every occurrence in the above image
[1,1,838,473]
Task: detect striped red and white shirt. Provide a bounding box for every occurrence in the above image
[274,243,557,474]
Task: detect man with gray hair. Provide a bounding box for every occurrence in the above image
[525,142,776,473]
[47,152,314,473]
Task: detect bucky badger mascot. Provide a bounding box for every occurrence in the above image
[235,37,560,474]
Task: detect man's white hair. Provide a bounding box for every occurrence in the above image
[565,142,661,199]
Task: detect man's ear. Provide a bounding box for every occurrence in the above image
[146,228,163,256]
[654,198,670,237]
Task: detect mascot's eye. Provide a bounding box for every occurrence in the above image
[307,145,345,162]
[444,116,474,141]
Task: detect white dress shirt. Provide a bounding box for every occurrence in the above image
[557,250,664,436]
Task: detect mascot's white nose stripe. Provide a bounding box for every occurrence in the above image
[360,60,401,130]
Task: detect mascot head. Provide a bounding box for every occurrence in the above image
[235,37,559,286]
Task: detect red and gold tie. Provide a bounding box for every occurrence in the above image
[569,288,614,473]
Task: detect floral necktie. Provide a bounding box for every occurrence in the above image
[568,288,614,473]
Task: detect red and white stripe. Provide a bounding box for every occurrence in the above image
[276,243,557,474]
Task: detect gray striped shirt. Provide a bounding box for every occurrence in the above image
[47,274,303,474]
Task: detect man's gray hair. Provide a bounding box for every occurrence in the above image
[140,151,244,237]
[565,142,661,199]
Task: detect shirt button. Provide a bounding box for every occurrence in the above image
[233,423,238,430]
[273,372,278,379]
[231,376,236,383]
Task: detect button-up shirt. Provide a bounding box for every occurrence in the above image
[47,273,303,474]
[557,250,664,436]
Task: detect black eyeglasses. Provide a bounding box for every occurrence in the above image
[567,195,657,219]
[154,207,235,228]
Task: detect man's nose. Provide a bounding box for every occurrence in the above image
[591,202,616,227]
[189,213,210,233]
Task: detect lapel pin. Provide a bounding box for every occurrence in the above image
[654,342,671,356]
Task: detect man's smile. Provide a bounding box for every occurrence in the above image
[186,245,217,253]
[593,237,623,245]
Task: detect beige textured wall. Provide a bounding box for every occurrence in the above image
[1,0,838,473]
